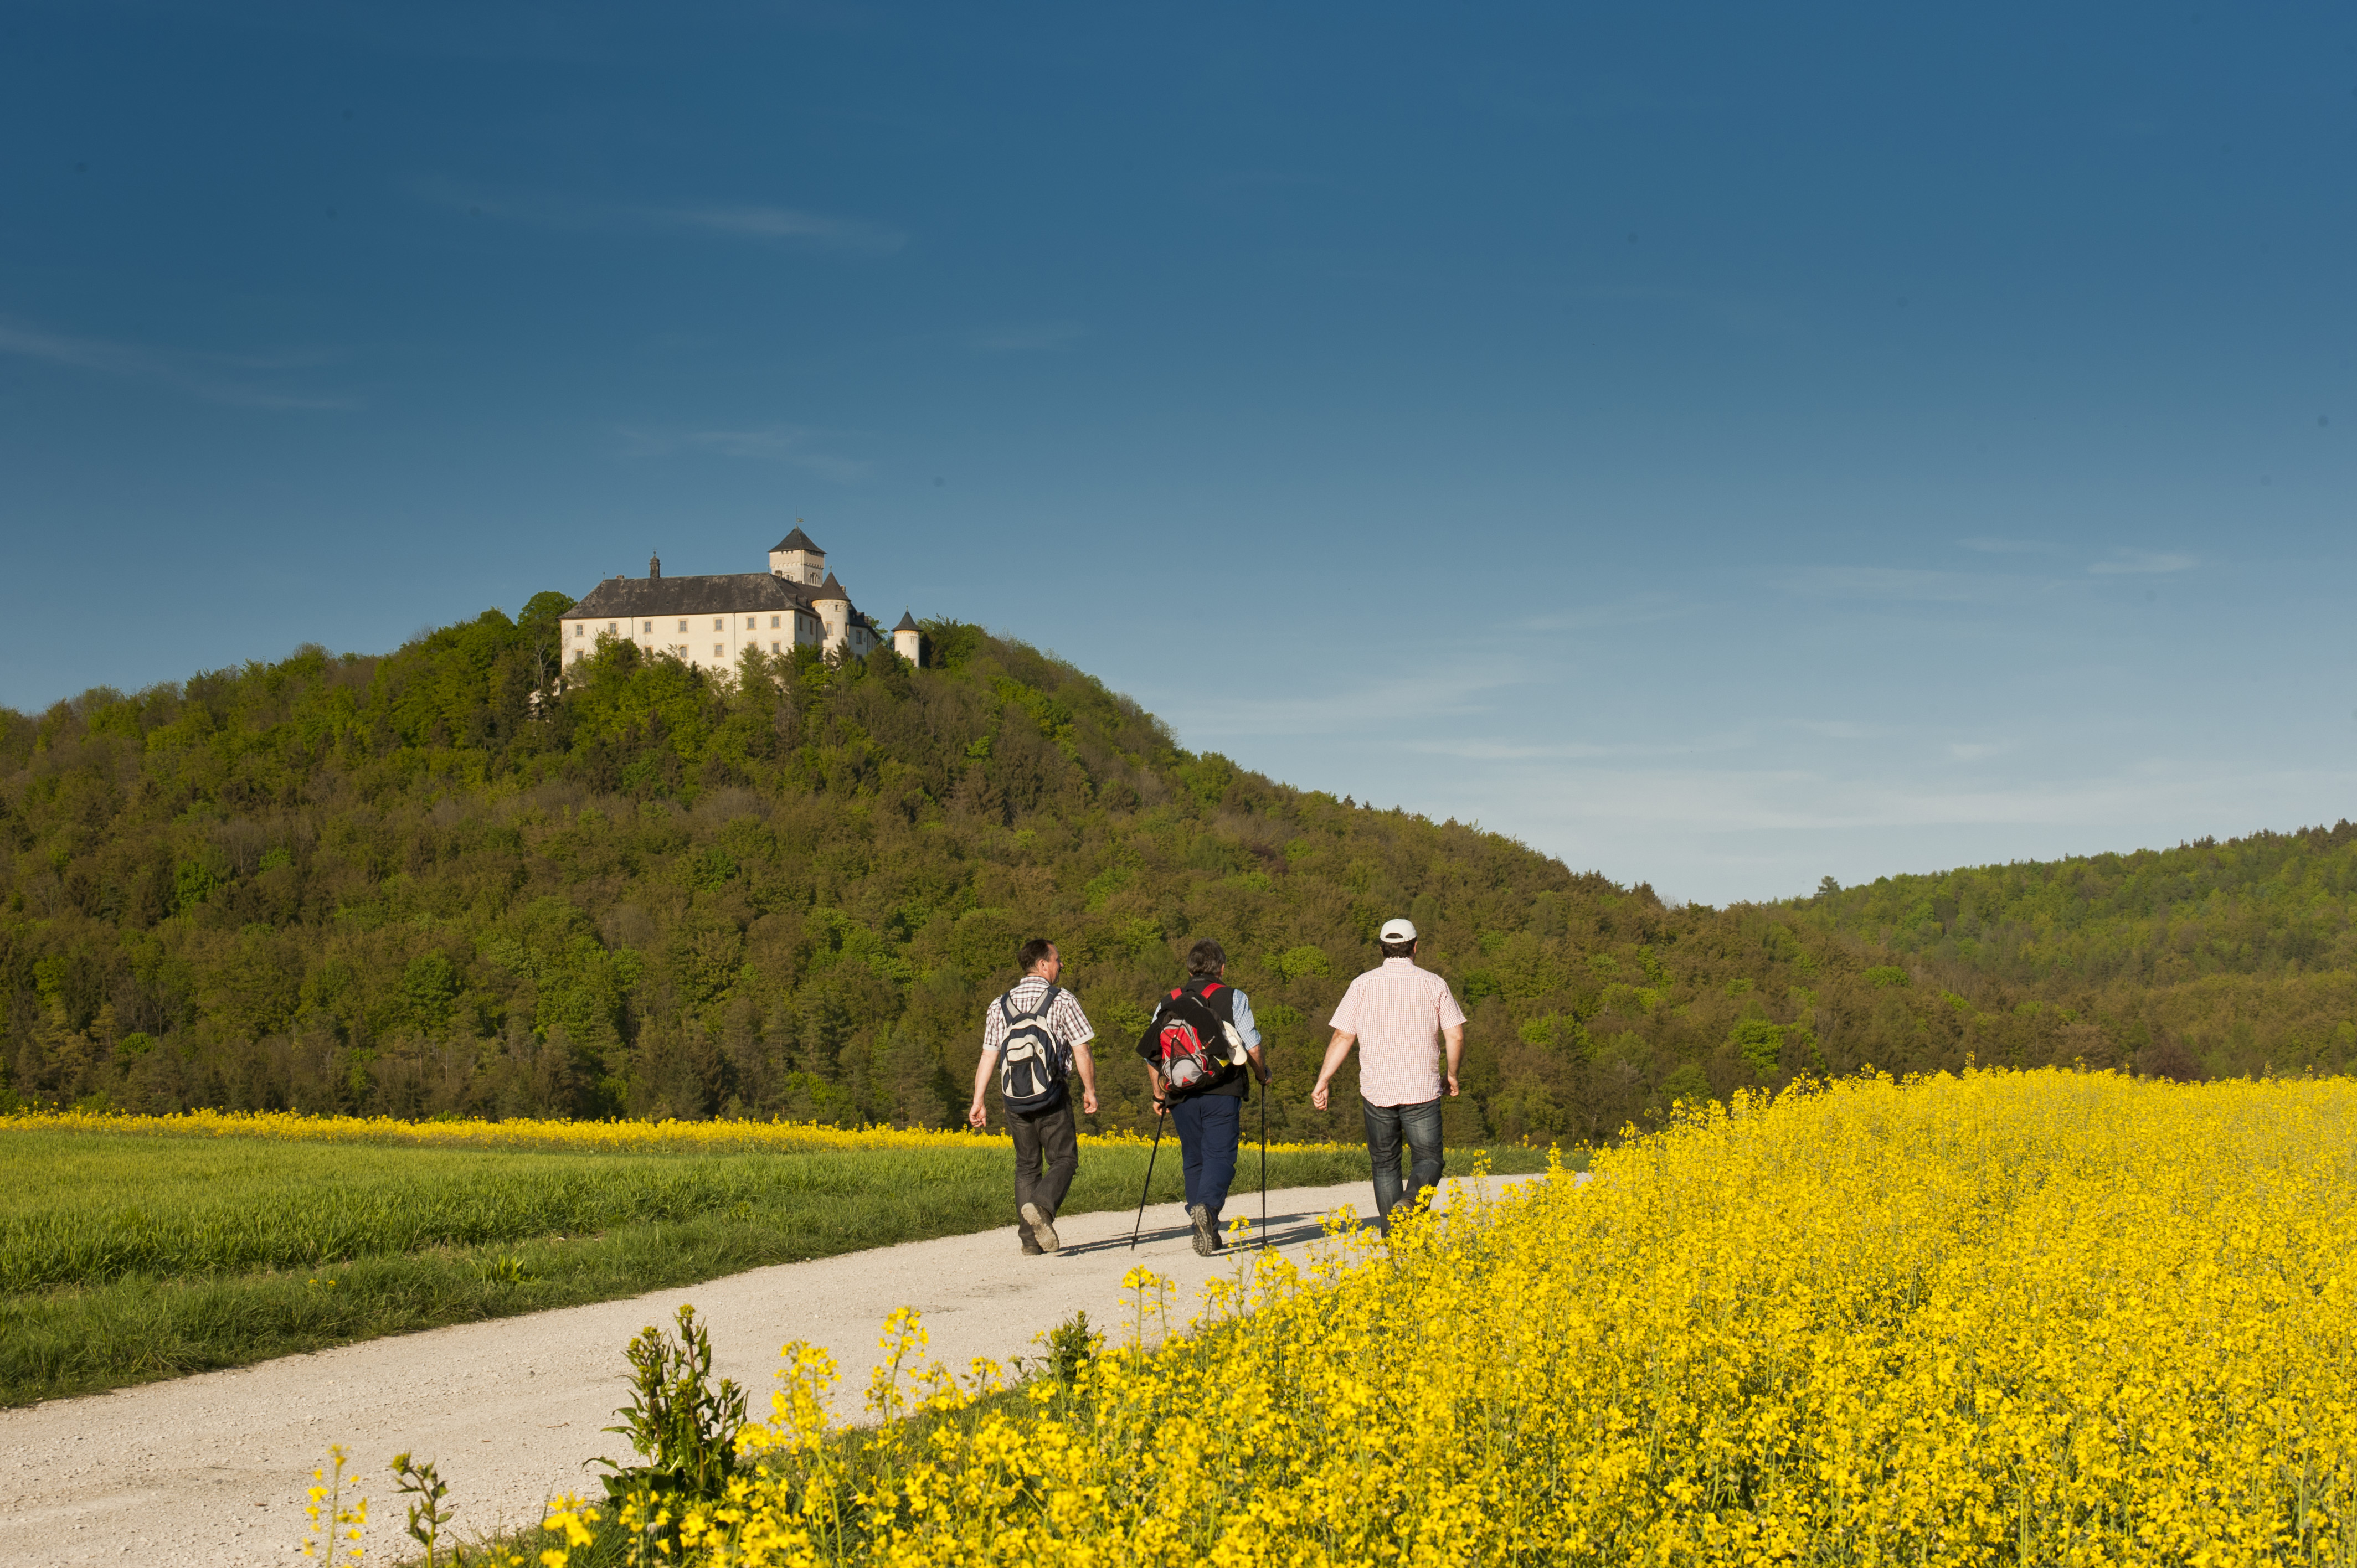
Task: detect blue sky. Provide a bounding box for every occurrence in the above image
[4,2,2353,904]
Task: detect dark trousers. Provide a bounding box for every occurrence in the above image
[1171,1093,1243,1220]
[1008,1098,1078,1246]
[1362,1096,1445,1225]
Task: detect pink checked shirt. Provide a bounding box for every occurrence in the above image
[1328,958,1468,1107]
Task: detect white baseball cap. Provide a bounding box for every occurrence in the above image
[1378,917,1417,943]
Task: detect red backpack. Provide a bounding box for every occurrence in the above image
[1155,983,1232,1095]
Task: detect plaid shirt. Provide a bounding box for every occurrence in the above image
[981,975,1096,1064]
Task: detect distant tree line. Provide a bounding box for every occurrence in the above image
[3,600,2350,1144]
[1788,828,2357,1084]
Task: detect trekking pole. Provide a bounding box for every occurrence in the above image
[1129,1106,1167,1250]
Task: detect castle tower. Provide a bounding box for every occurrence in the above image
[768,524,826,586]
[812,572,851,652]
[892,610,921,664]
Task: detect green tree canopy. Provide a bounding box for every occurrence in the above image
[5,608,2355,1138]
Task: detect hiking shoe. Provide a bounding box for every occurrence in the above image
[1189,1203,1218,1257]
[1021,1201,1060,1254]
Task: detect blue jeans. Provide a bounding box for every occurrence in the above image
[1362,1097,1444,1225]
[1170,1094,1242,1220]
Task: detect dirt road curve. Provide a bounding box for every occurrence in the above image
[1,1173,1542,1566]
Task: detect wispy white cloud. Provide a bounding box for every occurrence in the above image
[653,203,904,254]
[1493,759,2353,837]
[421,180,905,255]
[2088,548,2195,575]
[1167,666,1526,739]
[0,318,354,410]
[1514,594,1686,633]
[1406,729,1754,762]
[967,321,1083,353]
[1773,565,2034,604]
[616,424,871,483]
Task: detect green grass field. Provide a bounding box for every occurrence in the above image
[0,1126,1555,1407]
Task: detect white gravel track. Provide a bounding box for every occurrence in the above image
[0,1173,1538,1566]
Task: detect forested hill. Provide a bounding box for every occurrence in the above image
[1795,828,2357,982]
[1784,828,2357,1080]
[3,602,2352,1146]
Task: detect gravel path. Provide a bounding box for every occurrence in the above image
[0,1173,1539,1566]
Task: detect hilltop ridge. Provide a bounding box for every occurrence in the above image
[3,602,2353,1143]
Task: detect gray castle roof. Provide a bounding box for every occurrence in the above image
[568,572,819,620]
[771,526,824,555]
[892,610,918,632]
[812,572,850,602]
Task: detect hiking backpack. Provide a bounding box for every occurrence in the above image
[1155,982,1241,1096]
[996,984,1069,1113]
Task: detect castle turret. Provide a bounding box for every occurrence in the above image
[812,572,852,653]
[768,524,826,586]
[892,610,921,664]
[649,553,662,579]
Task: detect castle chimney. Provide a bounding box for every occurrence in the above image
[649,553,662,580]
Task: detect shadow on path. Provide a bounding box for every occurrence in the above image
[1057,1217,1345,1258]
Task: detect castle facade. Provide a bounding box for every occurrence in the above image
[559,528,922,675]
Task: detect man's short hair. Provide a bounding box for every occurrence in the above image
[1016,937,1057,972]
[1379,937,1417,960]
[1186,937,1227,977]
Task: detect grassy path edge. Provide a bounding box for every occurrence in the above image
[2,1142,1555,1407]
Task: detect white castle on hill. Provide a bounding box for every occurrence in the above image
[559,527,922,675]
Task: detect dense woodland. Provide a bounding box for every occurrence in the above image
[3,597,2352,1146]
[1788,831,2357,1084]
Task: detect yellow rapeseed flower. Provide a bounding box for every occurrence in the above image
[665,1069,2357,1565]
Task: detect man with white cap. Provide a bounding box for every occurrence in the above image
[1310,916,1467,1228]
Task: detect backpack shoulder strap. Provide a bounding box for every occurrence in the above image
[1166,985,1222,1030]
[1002,982,1059,1026]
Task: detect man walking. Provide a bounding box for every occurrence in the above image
[1137,938,1270,1255]
[1310,917,1466,1229]
[969,937,1100,1256]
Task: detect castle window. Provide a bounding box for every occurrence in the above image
[771,640,781,652]
[713,618,724,631]
[643,621,652,634]
[608,622,617,634]
[677,620,688,633]
[770,615,780,628]
[573,625,583,638]
[713,643,725,658]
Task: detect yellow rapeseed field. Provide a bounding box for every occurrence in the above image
[3,1107,1350,1157]
[604,1069,2357,1566]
